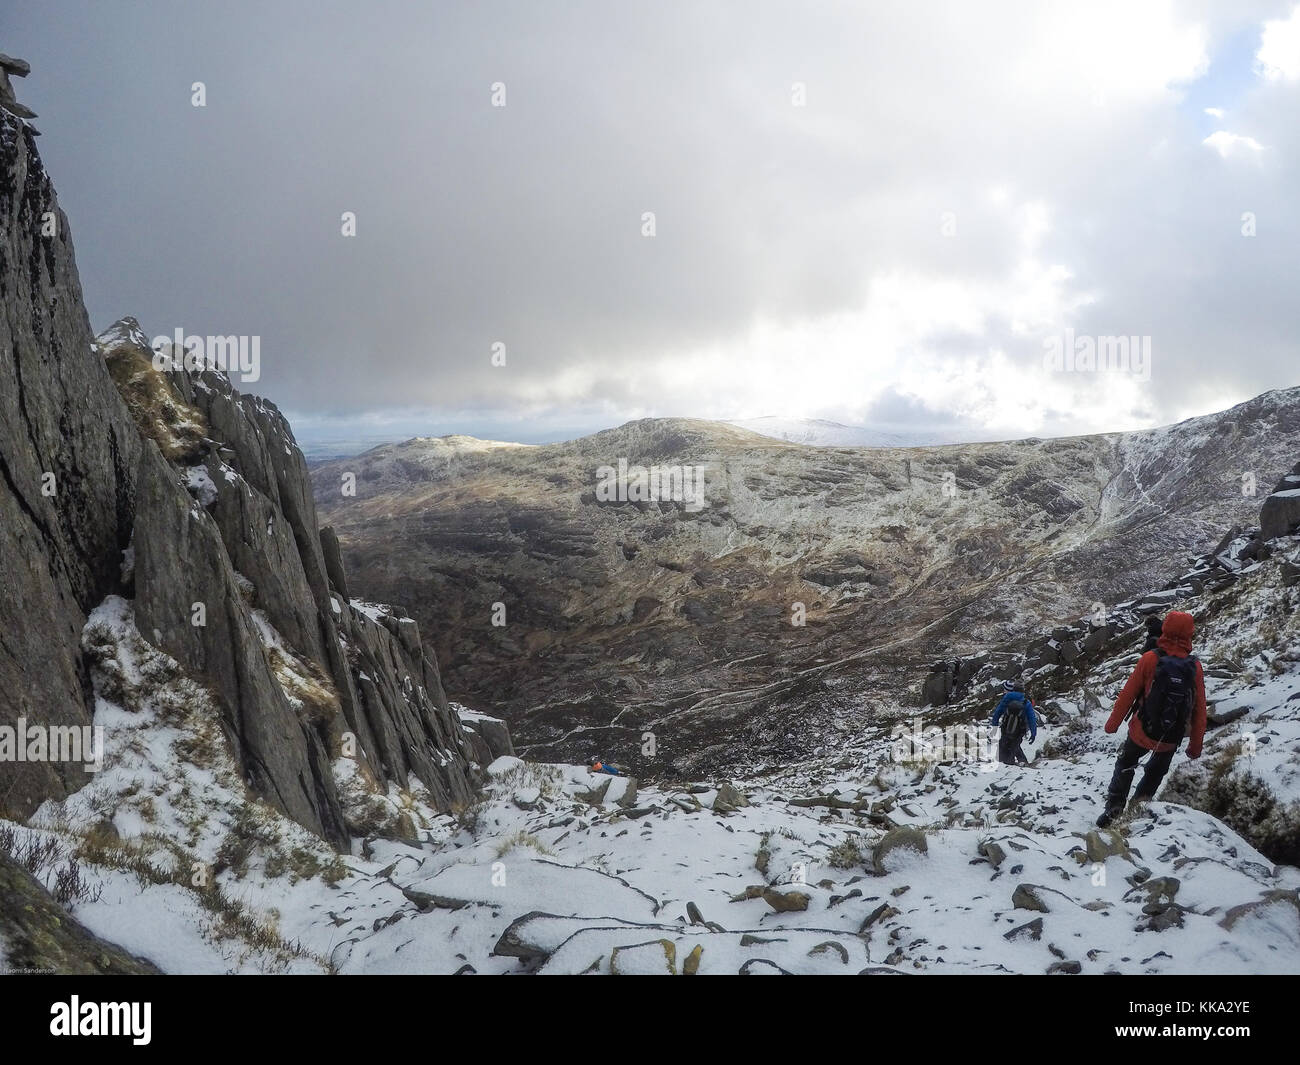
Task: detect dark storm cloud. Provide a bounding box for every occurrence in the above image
[5,0,1299,442]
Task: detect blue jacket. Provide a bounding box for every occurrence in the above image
[991,691,1037,740]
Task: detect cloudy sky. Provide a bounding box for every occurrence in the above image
[7,1,1300,446]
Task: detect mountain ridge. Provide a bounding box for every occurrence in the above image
[313,385,1300,771]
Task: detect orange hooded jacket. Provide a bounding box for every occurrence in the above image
[1104,610,1206,758]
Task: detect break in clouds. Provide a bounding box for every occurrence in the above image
[10,0,1300,444]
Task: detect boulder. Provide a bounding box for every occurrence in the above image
[1261,490,1300,541]
[1012,884,1050,913]
[459,710,515,763]
[860,902,900,930]
[1003,917,1044,941]
[1082,625,1111,654]
[871,826,929,874]
[921,664,953,706]
[762,888,811,913]
[713,782,750,813]
[1084,828,1131,863]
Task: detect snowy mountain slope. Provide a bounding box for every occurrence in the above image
[6,659,1296,974]
[4,527,1297,973]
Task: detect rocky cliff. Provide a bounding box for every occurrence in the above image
[0,107,505,846]
[1,111,141,817]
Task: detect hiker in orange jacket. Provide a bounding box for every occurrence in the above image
[1097,610,1206,827]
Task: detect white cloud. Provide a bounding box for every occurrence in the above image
[1202,130,1267,157]
[1204,106,1225,117]
[1256,4,1300,81]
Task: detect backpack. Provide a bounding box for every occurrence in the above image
[1000,695,1029,739]
[1136,651,1198,744]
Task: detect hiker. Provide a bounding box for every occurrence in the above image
[1097,610,1206,827]
[590,759,626,777]
[990,680,1038,765]
[1140,614,1163,653]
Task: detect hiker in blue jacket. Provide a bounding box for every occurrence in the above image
[989,680,1038,765]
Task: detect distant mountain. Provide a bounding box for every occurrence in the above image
[299,417,955,462]
[313,395,1300,771]
[728,416,944,448]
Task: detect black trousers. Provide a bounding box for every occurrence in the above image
[998,730,1027,765]
[1105,737,1175,809]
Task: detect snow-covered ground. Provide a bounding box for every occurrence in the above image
[5,597,1298,973]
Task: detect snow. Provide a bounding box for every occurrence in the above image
[185,465,218,507]
[350,599,391,623]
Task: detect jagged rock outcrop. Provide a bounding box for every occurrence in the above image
[132,438,349,844]
[1,109,141,817]
[1,107,497,841]
[0,54,37,123]
[111,324,484,836]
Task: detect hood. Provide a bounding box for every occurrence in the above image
[1157,611,1195,656]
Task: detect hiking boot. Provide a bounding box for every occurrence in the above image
[1096,803,1123,828]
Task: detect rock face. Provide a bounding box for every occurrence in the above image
[0,109,497,842]
[1,110,142,817]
